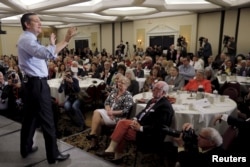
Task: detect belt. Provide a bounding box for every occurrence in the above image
[27,76,47,80]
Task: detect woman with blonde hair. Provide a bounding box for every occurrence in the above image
[86,76,133,150]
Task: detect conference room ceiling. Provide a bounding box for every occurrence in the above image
[0,0,250,28]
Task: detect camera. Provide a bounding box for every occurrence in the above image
[66,74,71,78]
[223,35,231,46]
[177,36,186,47]
[162,125,198,152]
[8,72,18,84]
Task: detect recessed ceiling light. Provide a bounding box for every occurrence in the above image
[166,0,210,4]
[20,0,47,6]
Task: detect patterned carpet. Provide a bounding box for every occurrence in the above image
[62,128,178,167]
[57,110,178,167]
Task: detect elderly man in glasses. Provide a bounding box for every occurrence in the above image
[98,81,174,163]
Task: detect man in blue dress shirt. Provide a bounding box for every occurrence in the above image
[17,12,77,164]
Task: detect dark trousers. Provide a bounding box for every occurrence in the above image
[20,78,59,162]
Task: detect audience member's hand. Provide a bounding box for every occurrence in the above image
[182,123,193,131]
[213,114,222,126]
[130,120,141,131]
[166,96,176,104]
[173,133,184,147]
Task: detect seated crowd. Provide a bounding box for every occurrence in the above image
[0,42,250,166]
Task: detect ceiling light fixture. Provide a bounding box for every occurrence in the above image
[20,0,47,6]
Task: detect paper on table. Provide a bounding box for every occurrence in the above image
[193,98,211,108]
[192,98,211,123]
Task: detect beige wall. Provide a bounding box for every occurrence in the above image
[100,23,112,54]
[122,21,134,56]
[237,8,250,54]
[0,26,23,55]
[198,12,221,56]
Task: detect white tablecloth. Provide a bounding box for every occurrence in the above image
[136,77,146,91]
[47,78,104,104]
[218,75,250,86]
[133,91,237,134]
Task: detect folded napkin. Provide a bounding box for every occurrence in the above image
[173,104,187,111]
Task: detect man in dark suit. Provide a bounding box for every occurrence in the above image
[166,44,177,63]
[133,61,144,78]
[165,66,185,91]
[100,81,174,161]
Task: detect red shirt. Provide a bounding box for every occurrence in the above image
[184,79,212,93]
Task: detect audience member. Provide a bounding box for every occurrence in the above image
[58,69,85,129]
[214,113,250,163]
[183,69,212,93]
[201,38,212,66]
[125,69,139,96]
[133,61,144,78]
[100,81,174,162]
[178,56,195,84]
[226,37,236,58]
[100,61,114,85]
[190,54,203,71]
[175,123,225,167]
[55,63,66,78]
[237,60,250,76]
[86,76,133,151]
[204,67,220,92]
[141,66,162,92]
[1,71,22,120]
[89,62,101,79]
[167,44,177,63]
[219,59,237,75]
[165,67,185,91]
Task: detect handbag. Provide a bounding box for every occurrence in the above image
[222,125,238,151]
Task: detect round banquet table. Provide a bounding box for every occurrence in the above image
[133,91,237,134]
[47,77,104,104]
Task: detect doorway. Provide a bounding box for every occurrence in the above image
[149,35,174,49]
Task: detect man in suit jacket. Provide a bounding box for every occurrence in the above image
[166,44,177,63]
[165,66,185,91]
[133,61,144,78]
[101,81,174,161]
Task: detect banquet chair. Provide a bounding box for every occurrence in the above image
[82,84,97,111]
[132,115,177,167]
[95,82,107,107]
[220,81,242,103]
[101,105,134,147]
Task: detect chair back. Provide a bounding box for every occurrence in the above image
[85,84,97,103]
[95,82,107,106]
[222,87,239,102]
